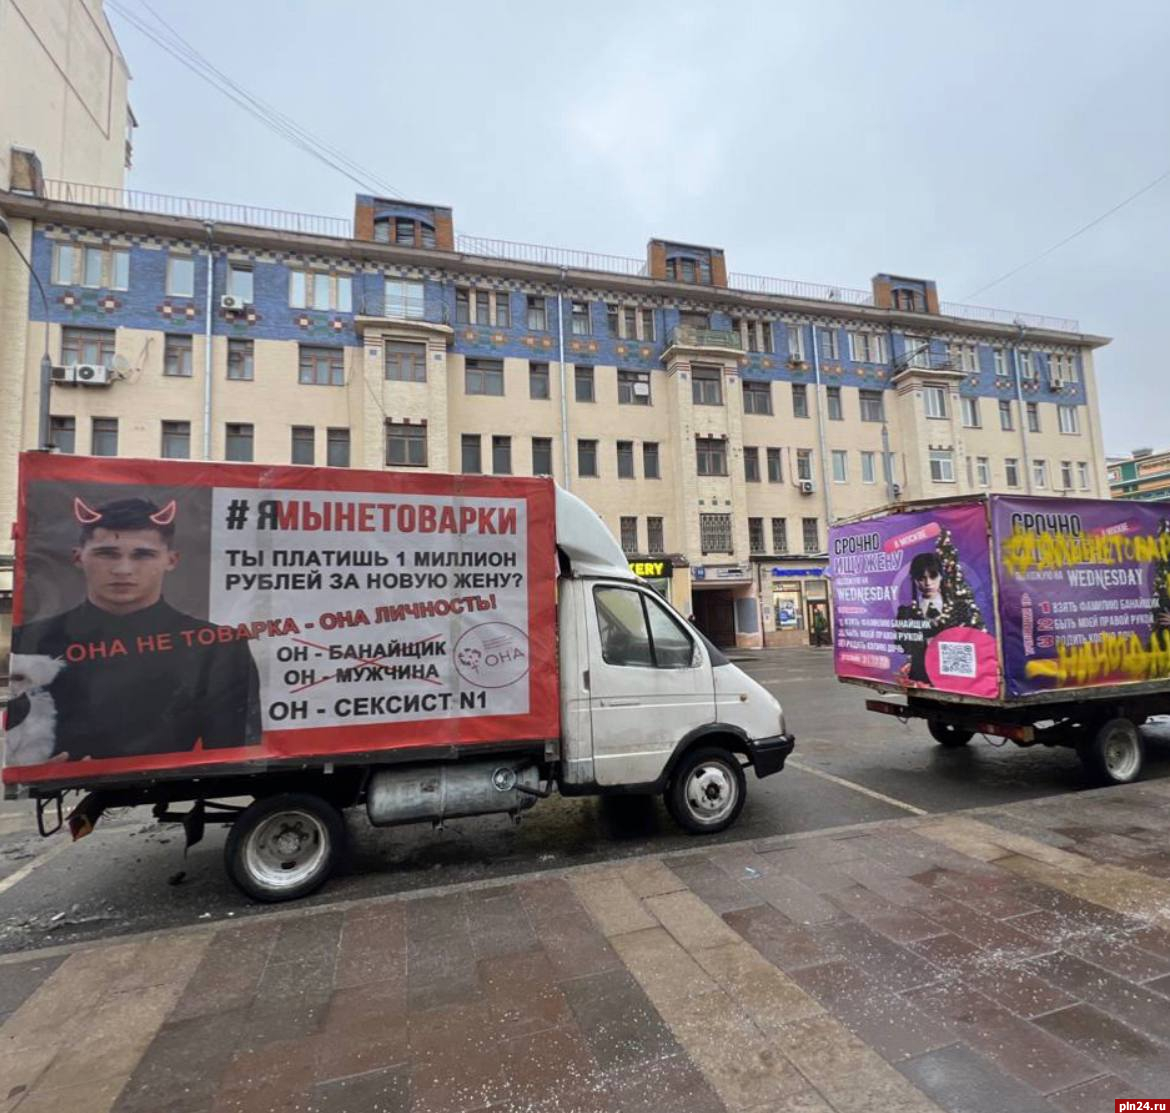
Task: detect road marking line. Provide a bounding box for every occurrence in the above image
[786,759,928,816]
[0,838,72,897]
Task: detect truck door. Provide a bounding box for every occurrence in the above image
[586,582,715,785]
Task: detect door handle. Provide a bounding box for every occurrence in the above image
[599,697,640,707]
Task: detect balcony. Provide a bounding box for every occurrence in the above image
[893,351,959,377]
[667,325,743,352]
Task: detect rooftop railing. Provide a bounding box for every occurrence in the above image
[33,179,1081,333]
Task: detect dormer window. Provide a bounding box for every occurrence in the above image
[373,216,438,248]
[666,256,711,284]
[892,288,924,312]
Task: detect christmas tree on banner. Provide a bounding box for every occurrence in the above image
[936,527,986,630]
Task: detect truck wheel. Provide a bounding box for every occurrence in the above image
[224,793,345,903]
[1078,719,1144,786]
[666,747,746,835]
[927,721,974,748]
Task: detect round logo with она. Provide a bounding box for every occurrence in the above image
[454,623,530,689]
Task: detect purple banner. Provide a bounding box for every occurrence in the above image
[830,503,1000,698]
[993,496,1170,696]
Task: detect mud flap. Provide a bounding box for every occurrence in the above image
[182,799,206,853]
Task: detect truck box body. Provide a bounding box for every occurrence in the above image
[3,453,559,788]
[829,494,1170,706]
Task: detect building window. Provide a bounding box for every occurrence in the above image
[289,270,350,311]
[802,518,820,554]
[163,335,193,378]
[620,517,638,553]
[924,386,947,419]
[796,449,813,482]
[771,518,788,553]
[91,417,118,457]
[386,422,427,467]
[1060,460,1074,490]
[227,264,253,303]
[385,341,427,382]
[742,380,772,415]
[1050,351,1078,384]
[647,517,664,554]
[892,288,924,312]
[641,309,656,341]
[999,400,1013,430]
[62,327,115,366]
[291,426,315,465]
[929,449,955,483]
[327,428,350,467]
[385,280,425,319]
[643,442,660,479]
[1018,350,1036,380]
[859,390,884,422]
[49,415,75,454]
[1077,461,1090,490]
[767,447,783,483]
[792,383,809,419]
[495,293,511,328]
[667,256,710,283]
[1005,458,1020,488]
[948,342,980,373]
[606,304,620,338]
[696,437,728,476]
[617,441,635,479]
[749,518,765,555]
[993,348,1006,376]
[571,301,591,335]
[826,386,843,421]
[818,327,840,360]
[161,420,190,459]
[578,439,598,477]
[532,437,553,476]
[166,254,195,298]
[299,346,344,386]
[475,291,491,326]
[692,366,722,406]
[83,245,104,288]
[1033,459,1048,488]
[455,288,470,324]
[976,456,991,487]
[1027,402,1040,433]
[51,243,76,285]
[902,336,931,369]
[961,396,981,428]
[848,332,887,364]
[526,296,547,331]
[831,450,848,483]
[492,435,512,475]
[575,366,595,403]
[617,370,651,405]
[461,434,482,474]
[1058,405,1080,434]
[744,446,760,482]
[227,338,254,381]
[861,451,876,484]
[466,358,504,396]
[787,325,806,363]
[225,422,252,462]
[529,362,550,400]
[700,513,732,554]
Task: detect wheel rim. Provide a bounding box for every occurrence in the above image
[243,810,329,891]
[684,762,738,824]
[1103,731,1140,781]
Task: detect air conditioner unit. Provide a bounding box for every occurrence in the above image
[1048,378,1064,391]
[799,480,815,495]
[892,483,903,498]
[72,363,112,386]
[220,294,247,312]
[51,365,75,383]
[632,382,650,397]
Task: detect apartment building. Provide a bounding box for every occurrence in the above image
[0,182,1110,649]
[1108,448,1170,501]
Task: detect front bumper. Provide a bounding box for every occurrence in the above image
[747,733,795,778]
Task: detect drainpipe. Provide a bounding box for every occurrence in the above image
[556,272,570,489]
[202,222,215,460]
[1012,325,1033,494]
[810,324,834,527]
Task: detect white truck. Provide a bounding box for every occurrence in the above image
[3,454,793,901]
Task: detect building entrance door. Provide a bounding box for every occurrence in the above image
[693,589,736,647]
[807,599,831,647]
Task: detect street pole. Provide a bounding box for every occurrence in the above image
[0,214,54,450]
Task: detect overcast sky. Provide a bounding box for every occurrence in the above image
[111,0,1170,456]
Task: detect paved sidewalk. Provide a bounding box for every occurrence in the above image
[4,783,1170,1112]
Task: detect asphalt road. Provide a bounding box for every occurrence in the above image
[2,647,1168,953]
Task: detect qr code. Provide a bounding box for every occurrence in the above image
[937,640,976,678]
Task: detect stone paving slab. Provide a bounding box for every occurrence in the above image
[3,782,1170,1111]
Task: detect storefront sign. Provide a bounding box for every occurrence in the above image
[771,568,827,578]
[629,561,669,578]
[693,565,748,582]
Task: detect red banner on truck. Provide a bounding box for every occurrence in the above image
[4,454,559,785]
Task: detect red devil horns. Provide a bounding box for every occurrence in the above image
[150,501,177,526]
[73,498,102,524]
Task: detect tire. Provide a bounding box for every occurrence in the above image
[928,720,974,748]
[224,793,345,903]
[666,746,747,835]
[1077,718,1144,786]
